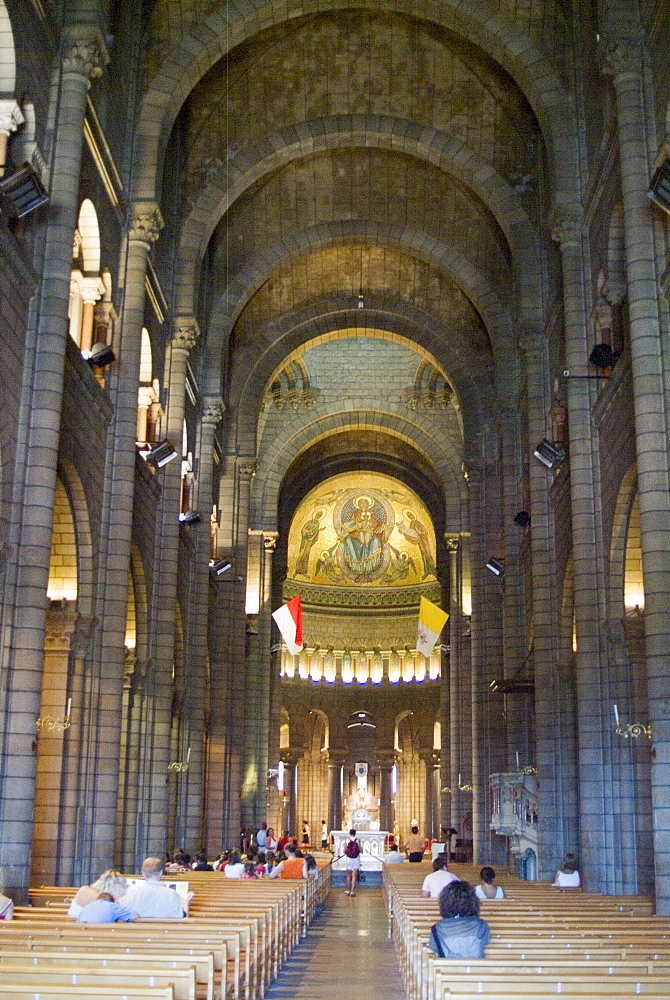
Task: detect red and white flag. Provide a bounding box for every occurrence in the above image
[272,595,303,655]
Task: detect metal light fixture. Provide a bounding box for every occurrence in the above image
[0,162,49,218]
[146,439,178,468]
[84,342,116,368]
[210,559,232,577]
[514,511,531,527]
[648,160,670,214]
[485,557,504,577]
[588,343,619,371]
[179,510,201,525]
[533,439,565,469]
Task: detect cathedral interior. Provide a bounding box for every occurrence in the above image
[2,0,670,915]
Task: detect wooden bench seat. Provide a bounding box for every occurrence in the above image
[0,986,175,1000]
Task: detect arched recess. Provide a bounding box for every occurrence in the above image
[0,1,15,92]
[133,0,578,208]
[137,328,162,448]
[47,478,78,603]
[279,707,290,749]
[609,465,640,615]
[395,710,424,839]
[70,200,106,353]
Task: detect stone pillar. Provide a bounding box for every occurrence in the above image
[602,33,670,913]
[327,753,346,835]
[422,752,440,840]
[192,396,225,856]
[551,204,616,892]
[522,329,575,878]
[0,26,107,900]
[282,750,302,839]
[91,201,162,872]
[145,319,199,854]
[377,753,395,835]
[0,98,25,175]
[444,534,461,834]
[468,465,490,863]
[78,276,105,353]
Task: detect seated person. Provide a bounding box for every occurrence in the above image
[224,851,245,878]
[552,852,581,888]
[240,860,259,880]
[384,844,404,864]
[0,870,13,920]
[304,854,318,878]
[77,891,137,923]
[269,842,308,879]
[68,869,126,918]
[428,880,491,959]
[475,866,505,899]
[123,857,188,917]
[422,853,459,897]
[193,852,214,871]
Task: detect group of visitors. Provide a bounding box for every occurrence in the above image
[67,857,189,923]
[426,852,581,959]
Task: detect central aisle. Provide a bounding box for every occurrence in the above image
[265,886,408,999]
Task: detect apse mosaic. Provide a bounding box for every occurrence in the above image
[287,472,437,589]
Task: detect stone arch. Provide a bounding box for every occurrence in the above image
[609,465,639,616]
[77,199,101,274]
[0,1,15,94]
[228,302,494,456]
[129,543,149,663]
[174,118,542,325]
[133,0,578,205]
[48,461,94,617]
[253,411,466,530]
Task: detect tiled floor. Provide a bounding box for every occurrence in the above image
[266,886,408,998]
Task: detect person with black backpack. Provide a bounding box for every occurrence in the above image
[344,828,362,896]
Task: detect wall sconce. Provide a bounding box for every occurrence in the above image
[36,698,71,733]
[146,440,178,468]
[458,773,473,792]
[648,160,670,214]
[485,557,504,577]
[613,703,651,739]
[533,439,565,469]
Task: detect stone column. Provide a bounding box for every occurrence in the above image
[0,98,25,175]
[522,329,575,878]
[421,752,440,840]
[602,34,670,913]
[90,201,162,872]
[282,750,302,839]
[192,396,225,856]
[0,26,107,900]
[444,534,461,834]
[468,465,491,863]
[144,319,199,854]
[327,753,346,836]
[377,753,395,835]
[551,204,616,892]
[78,276,105,353]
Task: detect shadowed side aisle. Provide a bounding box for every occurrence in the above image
[265,886,408,999]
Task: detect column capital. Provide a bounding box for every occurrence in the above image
[61,25,109,83]
[599,36,643,78]
[263,531,279,551]
[70,614,99,657]
[549,202,584,248]
[172,317,199,353]
[0,99,24,136]
[128,202,164,247]
[202,395,226,425]
[444,533,460,553]
[238,458,257,484]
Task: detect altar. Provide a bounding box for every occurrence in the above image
[331,830,388,872]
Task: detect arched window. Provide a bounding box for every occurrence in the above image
[70,200,107,353]
[137,328,162,448]
[47,479,78,602]
[624,492,644,611]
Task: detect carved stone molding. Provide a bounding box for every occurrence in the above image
[600,36,643,78]
[444,533,460,554]
[238,459,257,484]
[128,203,164,247]
[549,203,584,247]
[62,25,109,83]
[202,396,226,425]
[0,99,24,136]
[172,318,199,353]
[263,532,279,552]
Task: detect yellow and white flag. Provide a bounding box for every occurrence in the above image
[416,596,448,657]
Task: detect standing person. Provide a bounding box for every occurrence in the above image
[256,822,268,849]
[428,881,491,959]
[266,827,278,851]
[422,853,459,897]
[344,829,362,896]
[405,825,425,862]
[302,820,310,846]
[321,819,328,849]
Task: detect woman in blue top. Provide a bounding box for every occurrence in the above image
[428,881,491,959]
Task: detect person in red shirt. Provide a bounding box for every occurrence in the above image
[278,830,290,851]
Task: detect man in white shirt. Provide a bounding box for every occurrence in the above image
[123,857,187,917]
[421,853,459,898]
[256,822,267,849]
[384,844,404,864]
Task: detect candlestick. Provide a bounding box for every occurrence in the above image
[186,745,191,763]
[515,751,520,769]
[66,697,71,718]
[613,703,619,725]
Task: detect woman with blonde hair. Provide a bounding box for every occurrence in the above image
[0,870,13,920]
[68,869,127,918]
